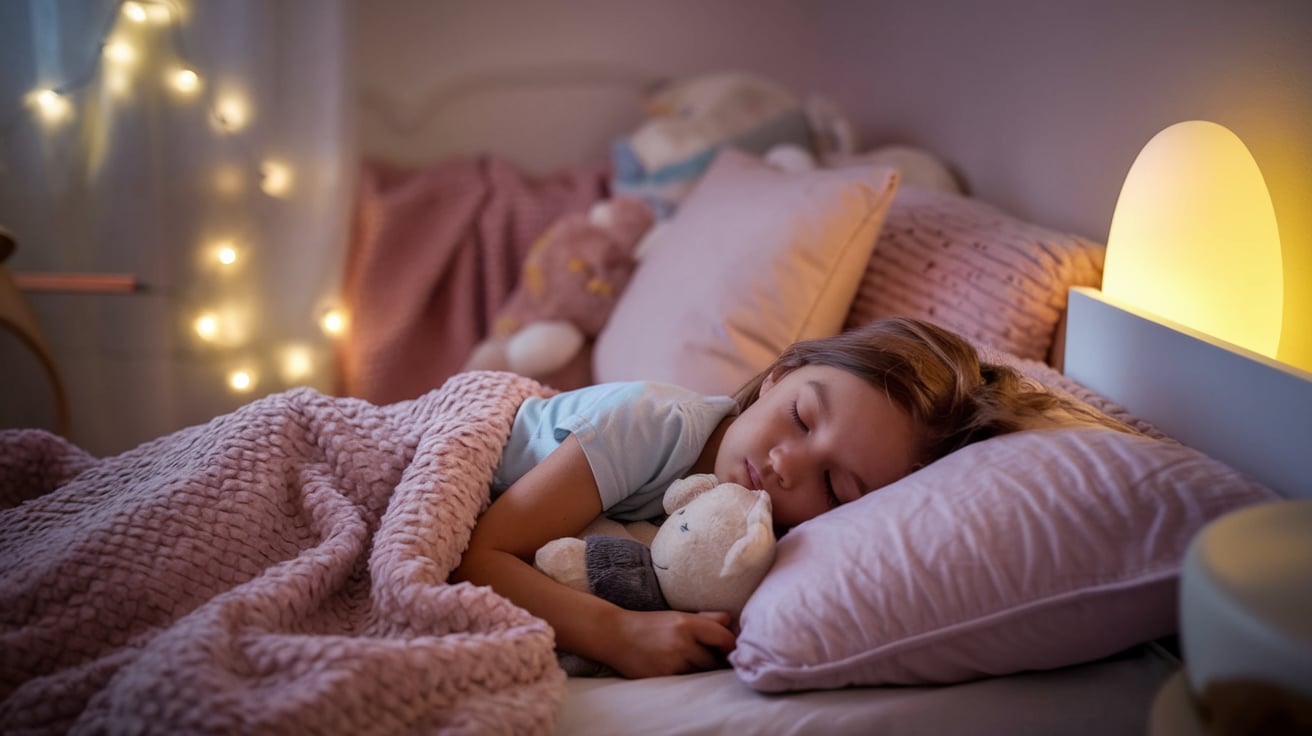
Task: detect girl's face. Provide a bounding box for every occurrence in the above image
[713,364,923,528]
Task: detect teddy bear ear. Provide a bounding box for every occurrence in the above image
[662,473,720,514]
[721,490,776,578]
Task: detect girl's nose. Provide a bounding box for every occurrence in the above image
[770,441,809,491]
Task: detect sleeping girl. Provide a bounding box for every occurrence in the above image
[453,316,1122,678]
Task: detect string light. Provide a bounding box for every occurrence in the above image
[10,0,339,396]
[215,241,238,266]
[280,345,314,383]
[228,369,256,392]
[171,68,201,94]
[194,312,219,340]
[213,94,249,132]
[29,89,72,124]
[122,1,149,23]
[103,40,136,65]
[319,308,348,337]
[260,160,293,197]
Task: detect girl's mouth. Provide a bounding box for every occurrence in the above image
[745,460,763,491]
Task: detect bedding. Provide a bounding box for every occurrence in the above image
[732,425,1277,691]
[339,155,608,405]
[845,185,1106,366]
[0,371,562,734]
[595,148,900,395]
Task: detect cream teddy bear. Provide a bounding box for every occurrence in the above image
[534,473,776,620]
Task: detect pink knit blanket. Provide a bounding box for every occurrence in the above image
[0,371,562,735]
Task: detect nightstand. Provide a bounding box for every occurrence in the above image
[1150,500,1312,735]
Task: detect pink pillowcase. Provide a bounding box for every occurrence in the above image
[731,427,1278,691]
[594,149,899,395]
[845,187,1105,364]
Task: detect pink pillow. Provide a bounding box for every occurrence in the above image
[594,149,899,395]
[844,187,1105,364]
[731,427,1277,691]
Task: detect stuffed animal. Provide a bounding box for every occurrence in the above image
[610,71,855,217]
[534,473,776,620]
[463,197,654,379]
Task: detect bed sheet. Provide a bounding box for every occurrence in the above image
[557,644,1178,736]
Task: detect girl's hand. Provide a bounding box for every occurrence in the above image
[605,609,737,679]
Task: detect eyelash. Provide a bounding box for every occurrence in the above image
[791,401,840,507]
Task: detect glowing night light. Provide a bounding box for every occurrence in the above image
[228,370,255,392]
[320,309,347,337]
[1104,121,1284,358]
[172,68,201,94]
[194,313,220,340]
[260,161,293,197]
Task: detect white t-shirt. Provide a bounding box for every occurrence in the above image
[491,381,739,521]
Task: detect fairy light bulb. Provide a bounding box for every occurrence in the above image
[319,309,347,337]
[194,312,220,340]
[260,161,293,197]
[216,243,238,266]
[172,68,201,94]
[228,369,255,393]
[213,94,250,132]
[280,345,314,383]
[143,2,171,23]
[122,1,148,22]
[31,89,72,124]
[103,40,136,65]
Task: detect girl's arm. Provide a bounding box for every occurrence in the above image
[451,434,737,678]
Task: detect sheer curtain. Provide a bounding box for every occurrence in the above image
[0,0,351,456]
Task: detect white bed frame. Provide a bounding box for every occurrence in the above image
[1065,286,1312,501]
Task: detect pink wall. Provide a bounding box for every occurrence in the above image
[353,0,1312,370]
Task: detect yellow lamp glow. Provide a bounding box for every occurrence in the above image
[1102,120,1283,358]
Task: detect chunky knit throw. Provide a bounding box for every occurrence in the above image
[1,371,563,735]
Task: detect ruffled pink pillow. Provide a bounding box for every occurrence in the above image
[844,187,1105,364]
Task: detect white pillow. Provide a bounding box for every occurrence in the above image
[594,149,899,395]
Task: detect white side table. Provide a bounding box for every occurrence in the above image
[1150,500,1312,734]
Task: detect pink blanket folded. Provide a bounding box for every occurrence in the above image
[1,371,562,735]
[340,156,608,405]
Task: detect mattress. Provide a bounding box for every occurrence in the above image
[557,643,1178,736]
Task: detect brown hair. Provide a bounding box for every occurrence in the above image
[734,317,1125,466]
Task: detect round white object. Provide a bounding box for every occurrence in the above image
[1180,499,1312,698]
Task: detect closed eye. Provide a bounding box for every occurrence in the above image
[680,522,690,532]
[789,400,808,432]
